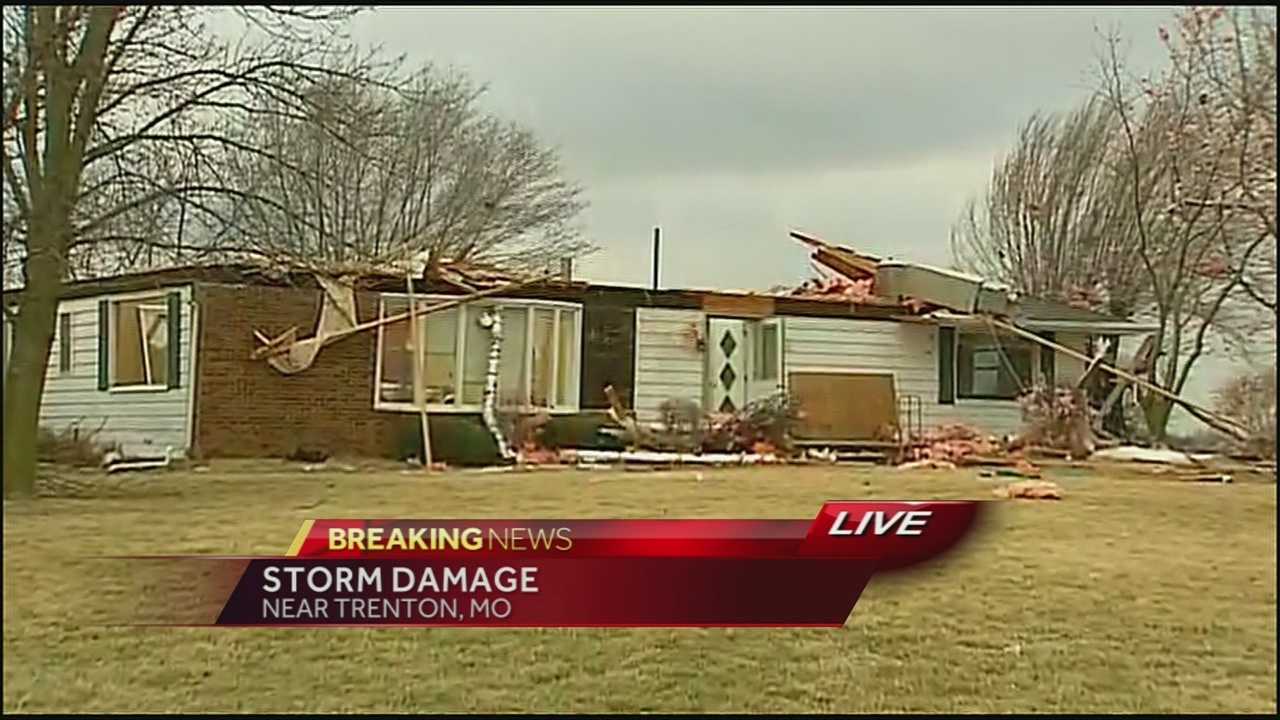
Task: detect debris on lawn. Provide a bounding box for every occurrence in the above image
[901,424,1004,465]
[516,442,560,466]
[1092,446,1203,467]
[1185,473,1233,484]
[103,445,177,474]
[561,449,780,467]
[897,458,958,471]
[996,480,1063,500]
[301,461,358,473]
[105,454,173,474]
[979,459,1043,479]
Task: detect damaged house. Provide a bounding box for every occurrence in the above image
[1,232,1155,462]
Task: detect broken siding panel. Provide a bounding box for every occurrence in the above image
[634,307,705,422]
[38,286,195,454]
[782,316,1027,436]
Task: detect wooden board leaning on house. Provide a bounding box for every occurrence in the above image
[788,371,899,442]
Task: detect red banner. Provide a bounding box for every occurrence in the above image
[119,501,986,628]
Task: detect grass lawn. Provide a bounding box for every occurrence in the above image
[3,462,1276,713]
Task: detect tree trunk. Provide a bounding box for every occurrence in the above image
[3,253,63,498]
[3,300,58,497]
[1142,394,1175,446]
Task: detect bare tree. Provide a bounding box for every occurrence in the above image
[1096,8,1276,442]
[215,66,589,278]
[953,7,1276,444]
[951,99,1148,318]
[1,5,382,496]
[1157,7,1276,316]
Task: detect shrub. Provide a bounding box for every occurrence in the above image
[1018,384,1095,457]
[37,422,108,467]
[1213,366,1277,460]
[540,413,625,450]
[396,415,503,466]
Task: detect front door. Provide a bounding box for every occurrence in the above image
[706,317,748,413]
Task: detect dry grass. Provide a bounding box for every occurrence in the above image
[3,461,1276,713]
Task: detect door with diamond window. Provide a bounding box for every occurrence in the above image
[706,318,748,414]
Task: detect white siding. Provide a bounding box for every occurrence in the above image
[38,286,196,456]
[1054,333,1089,386]
[782,315,1094,437]
[633,307,706,422]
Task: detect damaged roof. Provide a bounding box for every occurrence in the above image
[4,233,1149,333]
[1013,297,1126,324]
[787,228,1143,327]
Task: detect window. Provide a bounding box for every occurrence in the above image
[955,331,1034,400]
[377,298,460,405]
[58,313,72,374]
[753,321,779,381]
[110,296,169,388]
[375,295,582,412]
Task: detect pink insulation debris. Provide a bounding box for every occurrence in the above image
[789,275,877,303]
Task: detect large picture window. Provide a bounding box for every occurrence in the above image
[955,331,1035,400]
[375,295,582,413]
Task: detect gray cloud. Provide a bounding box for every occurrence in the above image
[351,6,1249,430]
[356,7,1173,184]
[351,6,1176,289]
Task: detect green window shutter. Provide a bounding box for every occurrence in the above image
[97,300,110,391]
[167,292,182,389]
[1038,331,1056,387]
[938,326,955,405]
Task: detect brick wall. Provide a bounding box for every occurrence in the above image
[192,283,415,458]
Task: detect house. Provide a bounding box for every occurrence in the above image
[1,243,1153,461]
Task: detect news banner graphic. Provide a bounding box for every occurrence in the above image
[113,501,985,628]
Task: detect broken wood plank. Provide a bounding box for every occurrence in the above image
[256,272,559,362]
[250,326,298,359]
[986,317,1250,441]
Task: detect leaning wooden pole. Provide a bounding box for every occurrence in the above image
[986,316,1249,441]
[406,274,434,472]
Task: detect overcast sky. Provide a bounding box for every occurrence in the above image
[352,5,1176,291]
[349,6,1260,423]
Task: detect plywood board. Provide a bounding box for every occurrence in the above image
[789,371,898,441]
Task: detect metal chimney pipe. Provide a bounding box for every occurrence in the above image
[651,227,661,290]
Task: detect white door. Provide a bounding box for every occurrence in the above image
[746,318,784,404]
[706,318,748,413]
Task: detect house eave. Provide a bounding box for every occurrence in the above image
[924,311,1155,335]
[1016,319,1159,335]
